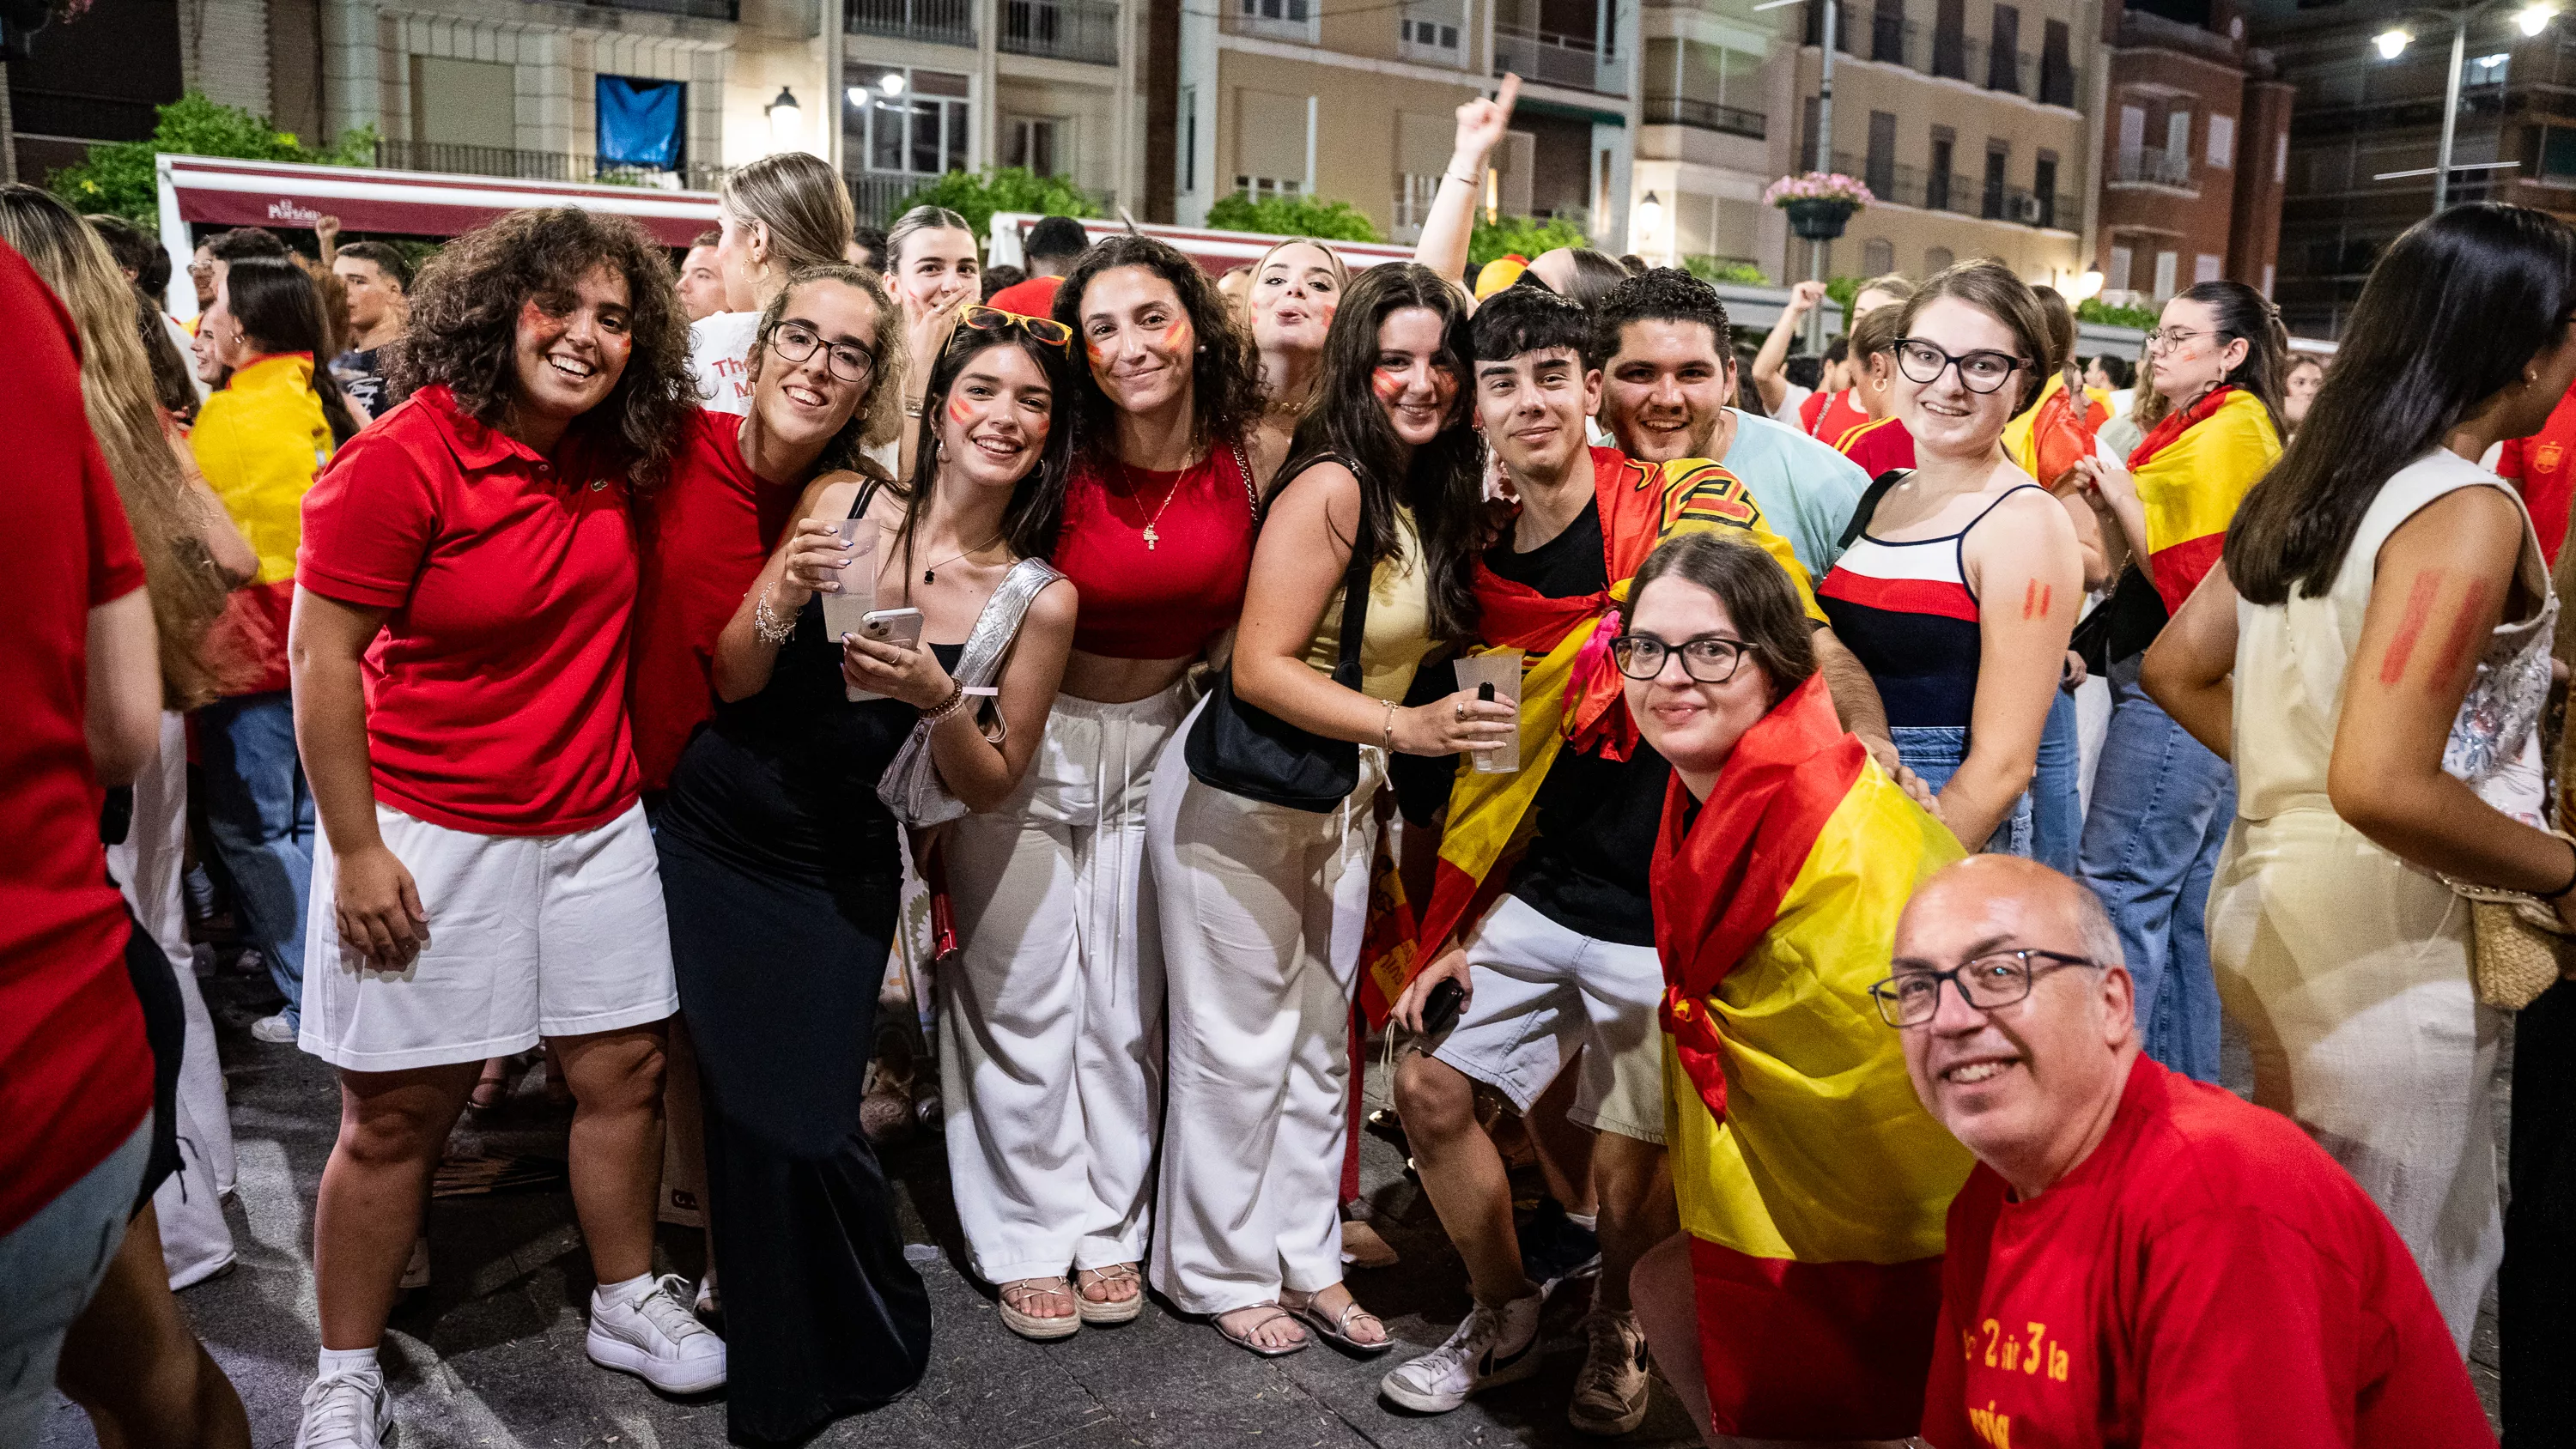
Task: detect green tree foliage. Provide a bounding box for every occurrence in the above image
[1684,255,1767,286]
[888,167,1099,241]
[51,93,374,226]
[1204,191,1382,244]
[1467,214,1586,270]
[2076,297,2160,330]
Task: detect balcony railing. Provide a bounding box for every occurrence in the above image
[999,0,1120,63]
[582,0,738,20]
[847,0,973,45]
[1810,11,2081,107]
[849,172,925,226]
[1493,22,1629,94]
[1642,94,1765,139]
[1827,151,2075,227]
[2111,146,2192,187]
[374,139,731,191]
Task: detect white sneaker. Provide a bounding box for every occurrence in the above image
[398,1236,429,1292]
[295,1371,391,1449]
[1379,1289,1543,1414]
[587,1274,726,1393]
[252,1012,299,1044]
[1567,1308,1651,1436]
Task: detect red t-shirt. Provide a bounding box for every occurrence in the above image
[1054,447,1255,658]
[985,274,1063,318]
[0,239,153,1235]
[1922,1057,2492,1449]
[298,385,643,835]
[1837,414,1917,476]
[1802,386,1868,446]
[2497,378,2576,567]
[630,409,805,792]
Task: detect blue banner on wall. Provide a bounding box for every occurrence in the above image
[598,76,684,171]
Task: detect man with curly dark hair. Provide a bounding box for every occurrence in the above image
[285,208,716,1449]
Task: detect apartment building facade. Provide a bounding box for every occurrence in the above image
[2251,0,2576,336]
[2090,0,2289,307]
[1745,0,2100,286]
[1174,0,1638,247]
[1631,0,1789,273]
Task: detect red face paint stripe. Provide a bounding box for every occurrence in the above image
[2379,570,2442,687]
[2432,578,2493,690]
[2020,579,2039,620]
[946,396,975,427]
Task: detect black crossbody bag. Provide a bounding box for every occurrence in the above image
[1183,466,1376,812]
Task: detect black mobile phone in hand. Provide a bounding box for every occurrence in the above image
[1422,977,1465,1036]
[1477,682,1497,704]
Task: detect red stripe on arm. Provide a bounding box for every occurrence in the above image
[2378,569,2442,687]
[2432,578,2493,691]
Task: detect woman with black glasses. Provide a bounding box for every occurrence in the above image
[1816,260,2083,858]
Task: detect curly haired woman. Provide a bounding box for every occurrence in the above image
[287,209,713,1449]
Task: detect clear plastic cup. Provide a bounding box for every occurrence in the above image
[818,520,877,642]
[1452,648,1524,774]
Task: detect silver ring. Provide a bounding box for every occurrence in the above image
[1455,700,1465,722]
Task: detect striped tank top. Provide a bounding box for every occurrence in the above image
[1816,482,2044,729]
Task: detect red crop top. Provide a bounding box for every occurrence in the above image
[1054,446,1256,658]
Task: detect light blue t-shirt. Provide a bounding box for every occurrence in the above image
[1715,407,1869,579]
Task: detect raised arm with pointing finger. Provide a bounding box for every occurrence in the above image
[1413,74,1521,288]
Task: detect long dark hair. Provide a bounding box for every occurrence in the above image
[2227,203,2576,605]
[1053,233,1261,471]
[1278,262,1483,646]
[897,324,1083,569]
[2168,278,2289,434]
[393,207,694,489]
[223,255,361,445]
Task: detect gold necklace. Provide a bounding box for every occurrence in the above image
[1117,462,1187,551]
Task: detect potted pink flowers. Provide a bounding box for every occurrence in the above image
[1765,172,1874,240]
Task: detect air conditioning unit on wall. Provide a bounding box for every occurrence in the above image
[2013,192,2045,224]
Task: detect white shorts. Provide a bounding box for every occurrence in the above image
[300,802,678,1072]
[1430,894,1668,1146]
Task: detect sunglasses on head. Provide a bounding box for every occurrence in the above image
[958,305,1073,355]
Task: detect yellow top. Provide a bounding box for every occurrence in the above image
[1302,505,1435,702]
[191,353,334,586]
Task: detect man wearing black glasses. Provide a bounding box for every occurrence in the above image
[1893,857,2491,1449]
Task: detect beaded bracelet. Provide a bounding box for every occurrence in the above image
[921,682,969,723]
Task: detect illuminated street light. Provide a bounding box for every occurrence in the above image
[765,87,803,148]
[2377,26,2414,56]
[2520,3,2555,33]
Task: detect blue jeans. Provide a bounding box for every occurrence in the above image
[2030,688,2083,875]
[2075,657,2231,1082]
[199,691,313,1027]
[1891,725,2034,858]
[0,1119,149,1449]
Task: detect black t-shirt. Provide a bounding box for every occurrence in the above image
[331,346,396,420]
[1481,498,1669,949]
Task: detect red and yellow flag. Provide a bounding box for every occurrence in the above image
[2127,384,2281,614]
[2002,372,2109,492]
[1654,673,1972,1440]
[1358,449,1817,1022]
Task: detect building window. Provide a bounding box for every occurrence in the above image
[2039,18,2075,106]
[1925,246,1953,273]
[1396,173,1441,231]
[2469,51,2511,87]
[848,67,971,178]
[2207,112,2235,169]
[1236,174,1303,198]
[2195,253,2222,284]
[2164,109,2191,174]
[1862,237,1893,274]
[2108,243,2132,292]
[2544,124,2576,179]
[1865,110,1896,199]
[2152,249,2178,301]
[1928,129,1955,212]
[1239,0,1313,35]
[1932,0,1965,78]
[1400,3,1462,58]
[1004,115,1064,176]
[1181,86,1196,192]
[2032,150,2057,227]
[1982,141,2008,220]
[1987,3,2020,94]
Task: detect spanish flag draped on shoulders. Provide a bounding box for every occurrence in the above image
[2127,383,2279,613]
[1656,670,1975,1440]
[1370,447,1818,1013]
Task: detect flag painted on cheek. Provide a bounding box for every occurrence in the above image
[2126,385,2281,615]
[1654,673,1974,1440]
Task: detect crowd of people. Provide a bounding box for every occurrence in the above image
[9,73,2576,1449]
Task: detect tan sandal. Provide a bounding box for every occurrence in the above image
[997,1276,1080,1341]
[1074,1264,1145,1325]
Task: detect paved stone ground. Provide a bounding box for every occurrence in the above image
[37,963,2506,1449]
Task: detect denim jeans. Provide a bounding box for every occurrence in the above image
[2074,656,2231,1082]
[2029,689,2083,875]
[1891,725,2034,858]
[0,1120,149,1449]
[199,691,313,1027]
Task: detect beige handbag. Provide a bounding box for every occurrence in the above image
[2446,866,2576,1011]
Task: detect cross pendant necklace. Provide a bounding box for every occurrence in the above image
[1120,462,1184,551]
[1143,523,1160,550]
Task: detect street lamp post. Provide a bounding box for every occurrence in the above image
[1758,0,1836,350]
[2376,1,2556,212]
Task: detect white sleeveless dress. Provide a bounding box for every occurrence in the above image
[2208,446,2552,1351]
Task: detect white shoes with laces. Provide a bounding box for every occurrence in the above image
[586,1273,728,1393]
[1379,1288,1544,1413]
[294,1372,391,1449]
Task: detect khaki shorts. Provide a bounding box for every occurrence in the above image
[1429,894,1668,1146]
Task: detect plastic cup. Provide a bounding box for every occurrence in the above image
[1453,648,1524,774]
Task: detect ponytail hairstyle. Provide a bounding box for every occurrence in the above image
[2227,203,2576,605]
[719,151,860,281]
[2030,284,2082,396]
[224,255,362,445]
[2172,278,2290,434]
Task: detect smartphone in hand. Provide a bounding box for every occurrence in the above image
[845,607,926,702]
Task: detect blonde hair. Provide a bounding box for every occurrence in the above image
[0,185,242,707]
[720,152,860,279]
[1855,272,1917,307]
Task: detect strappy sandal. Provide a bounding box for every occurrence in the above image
[1286,1294,1393,1356]
[997,1277,1081,1341]
[1074,1264,1145,1325]
[1212,1302,1309,1357]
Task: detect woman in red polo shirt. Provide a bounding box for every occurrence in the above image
[286,209,713,1449]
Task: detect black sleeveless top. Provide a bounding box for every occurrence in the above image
[658,484,963,882]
